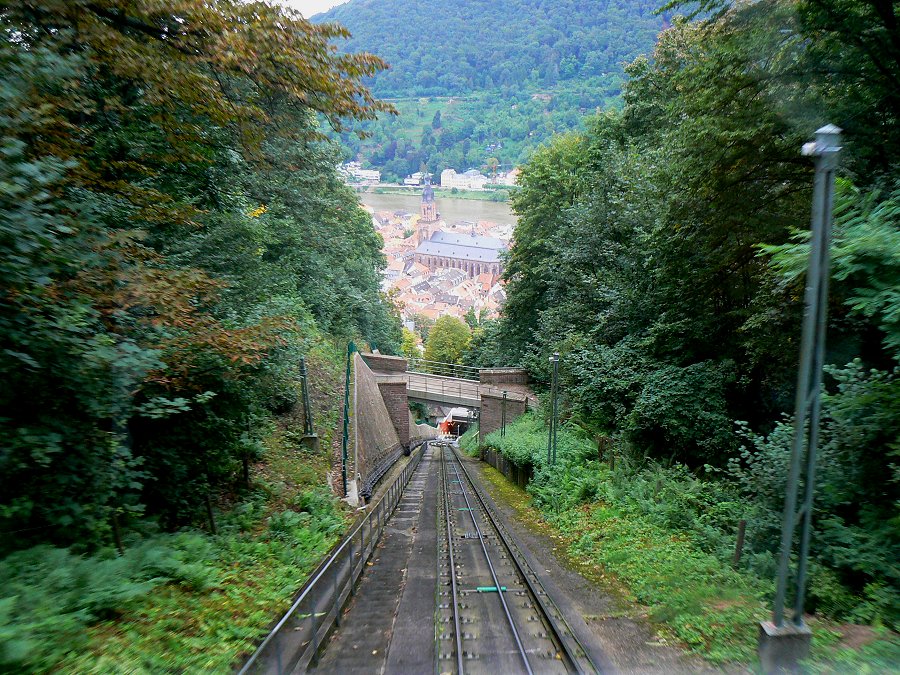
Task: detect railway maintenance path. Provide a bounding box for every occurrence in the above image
[311,442,712,674]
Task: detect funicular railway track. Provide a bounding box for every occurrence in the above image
[240,441,597,674]
[439,444,592,674]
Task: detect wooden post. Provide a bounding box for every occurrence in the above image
[205,493,218,535]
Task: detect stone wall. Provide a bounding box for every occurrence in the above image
[479,389,528,445]
[482,446,532,488]
[479,368,529,386]
[361,353,407,374]
[376,376,410,446]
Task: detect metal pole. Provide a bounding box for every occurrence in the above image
[552,353,560,464]
[547,352,559,465]
[793,126,840,622]
[300,356,314,436]
[341,342,357,497]
[760,124,840,672]
[501,390,507,438]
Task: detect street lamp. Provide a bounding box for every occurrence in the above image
[759,125,841,672]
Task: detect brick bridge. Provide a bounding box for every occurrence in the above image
[331,353,533,505]
[361,353,534,445]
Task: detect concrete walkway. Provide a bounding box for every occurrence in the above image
[311,445,438,674]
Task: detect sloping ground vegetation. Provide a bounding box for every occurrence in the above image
[481,415,900,666]
[466,0,900,640]
[1,1,399,670]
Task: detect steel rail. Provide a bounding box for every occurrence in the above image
[441,446,466,674]
[444,446,534,675]
[451,446,588,674]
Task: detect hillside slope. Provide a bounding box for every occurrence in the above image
[316,0,666,97]
[316,0,667,176]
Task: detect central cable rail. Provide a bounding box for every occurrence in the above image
[445,444,594,674]
[442,448,466,674]
[443,445,534,674]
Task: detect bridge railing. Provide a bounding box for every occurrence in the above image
[407,357,480,381]
[237,446,424,675]
[407,371,480,405]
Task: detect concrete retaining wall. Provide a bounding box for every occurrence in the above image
[409,411,439,443]
[353,354,402,494]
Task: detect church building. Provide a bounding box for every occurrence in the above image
[413,185,506,278]
[415,182,439,246]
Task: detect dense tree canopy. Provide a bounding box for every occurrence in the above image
[317,0,666,176]
[424,316,472,365]
[467,0,899,624]
[316,0,666,96]
[0,0,399,549]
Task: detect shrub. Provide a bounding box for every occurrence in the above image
[0,533,216,671]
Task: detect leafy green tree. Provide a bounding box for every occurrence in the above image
[423,316,471,365]
[729,360,900,624]
[0,0,394,547]
[485,157,500,182]
[497,0,900,625]
[762,181,900,362]
[400,328,421,359]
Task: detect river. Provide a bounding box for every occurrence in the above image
[359,192,517,226]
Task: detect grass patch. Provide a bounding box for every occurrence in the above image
[480,413,900,668]
[371,186,507,202]
[458,424,480,456]
[558,504,766,662]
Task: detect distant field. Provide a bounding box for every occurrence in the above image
[335,85,620,182]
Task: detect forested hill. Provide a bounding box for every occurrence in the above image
[316,0,666,96]
[313,1,667,179]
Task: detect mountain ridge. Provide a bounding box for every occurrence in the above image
[315,0,668,179]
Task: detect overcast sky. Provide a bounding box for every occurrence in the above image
[277,0,349,18]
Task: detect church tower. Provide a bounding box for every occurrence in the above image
[421,182,437,222]
[417,181,438,245]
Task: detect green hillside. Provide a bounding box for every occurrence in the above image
[316,0,666,96]
[315,0,668,177]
